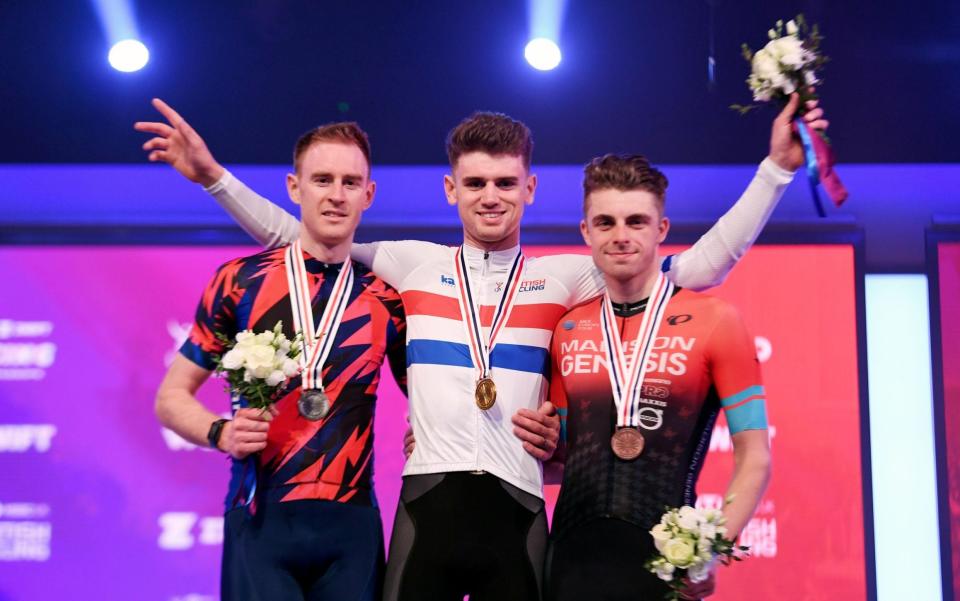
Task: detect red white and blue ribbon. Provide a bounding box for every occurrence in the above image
[599,272,674,427]
[794,118,848,217]
[284,239,354,392]
[454,246,525,381]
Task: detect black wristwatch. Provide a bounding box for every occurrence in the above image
[207,418,229,450]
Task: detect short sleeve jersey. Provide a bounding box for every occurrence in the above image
[180,246,406,510]
[548,289,766,541]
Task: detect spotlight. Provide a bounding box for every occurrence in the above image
[108,39,149,72]
[525,38,562,71]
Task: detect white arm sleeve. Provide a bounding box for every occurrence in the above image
[664,157,795,291]
[350,240,447,289]
[205,170,300,249]
[539,254,606,306]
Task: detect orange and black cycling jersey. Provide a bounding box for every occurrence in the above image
[548,289,766,541]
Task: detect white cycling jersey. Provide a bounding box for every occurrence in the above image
[205,159,795,496]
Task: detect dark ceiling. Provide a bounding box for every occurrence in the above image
[2,0,959,166]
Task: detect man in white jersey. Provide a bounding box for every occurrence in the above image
[135,93,826,600]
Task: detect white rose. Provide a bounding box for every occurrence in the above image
[254,332,275,346]
[751,49,780,81]
[282,358,300,377]
[654,561,676,582]
[235,331,254,344]
[786,19,798,35]
[221,348,246,370]
[767,35,805,68]
[245,345,276,379]
[650,523,672,553]
[265,369,286,387]
[663,538,696,568]
[677,506,700,532]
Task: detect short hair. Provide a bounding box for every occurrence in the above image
[445,112,534,169]
[293,122,372,173]
[582,154,668,215]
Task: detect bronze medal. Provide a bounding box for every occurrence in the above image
[298,389,330,421]
[611,427,645,460]
[475,377,497,410]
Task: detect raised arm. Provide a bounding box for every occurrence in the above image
[135,98,299,248]
[666,93,830,291]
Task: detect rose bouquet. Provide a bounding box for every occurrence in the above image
[731,15,826,115]
[731,14,847,215]
[645,505,748,600]
[213,321,302,410]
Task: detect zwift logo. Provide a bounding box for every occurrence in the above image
[158,512,224,550]
[0,425,57,453]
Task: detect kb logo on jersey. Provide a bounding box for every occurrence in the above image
[440,275,455,287]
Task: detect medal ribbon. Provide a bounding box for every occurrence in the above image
[454,246,525,380]
[284,239,354,391]
[599,272,674,428]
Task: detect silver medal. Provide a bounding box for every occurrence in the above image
[298,389,330,421]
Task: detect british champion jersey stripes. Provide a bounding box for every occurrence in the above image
[351,241,608,497]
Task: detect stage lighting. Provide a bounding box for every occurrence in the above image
[108,39,149,72]
[524,38,562,71]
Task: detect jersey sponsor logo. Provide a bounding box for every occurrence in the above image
[562,320,575,331]
[0,425,57,453]
[559,336,697,377]
[637,406,664,430]
[666,314,692,325]
[158,512,224,551]
[519,278,546,292]
[440,275,455,287]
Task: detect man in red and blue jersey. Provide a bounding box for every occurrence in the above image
[155,121,406,601]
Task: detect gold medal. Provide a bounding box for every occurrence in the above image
[611,427,645,460]
[475,377,497,410]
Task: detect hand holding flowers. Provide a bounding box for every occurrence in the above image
[646,505,748,600]
[214,321,302,411]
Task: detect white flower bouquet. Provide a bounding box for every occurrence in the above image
[732,15,827,114]
[645,505,748,600]
[214,321,302,410]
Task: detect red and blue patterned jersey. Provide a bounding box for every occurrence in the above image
[180,246,406,510]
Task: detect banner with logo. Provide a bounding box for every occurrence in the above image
[0,243,868,600]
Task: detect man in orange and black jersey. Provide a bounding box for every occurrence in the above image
[155,121,406,601]
[545,155,772,601]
